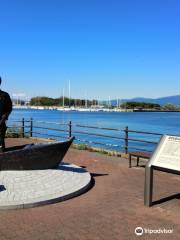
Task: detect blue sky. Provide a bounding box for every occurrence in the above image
[0,0,180,99]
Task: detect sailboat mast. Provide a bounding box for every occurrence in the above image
[63,88,65,108]
[109,96,111,108]
[68,80,71,108]
[85,91,87,108]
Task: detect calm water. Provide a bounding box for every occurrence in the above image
[8,109,180,152]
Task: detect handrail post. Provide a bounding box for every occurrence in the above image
[22,118,25,138]
[69,121,72,138]
[124,126,128,154]
[30,118,33,137]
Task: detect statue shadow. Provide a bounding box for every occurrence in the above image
[90,173,109,177]
[152,193,180,206]
[59,163,109,177]
[76,165,108,177]
[79,165,109,177]
[0,185,6,192]
[58,163,108,191]
[58,164,87,173]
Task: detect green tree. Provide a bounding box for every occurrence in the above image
[120,101,160,110]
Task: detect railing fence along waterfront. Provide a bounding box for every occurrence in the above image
[7,118,162,154]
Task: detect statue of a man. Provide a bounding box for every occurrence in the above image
[0,77,12,152]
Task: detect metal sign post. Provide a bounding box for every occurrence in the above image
[144,166,153,206]
[144,135,180,207]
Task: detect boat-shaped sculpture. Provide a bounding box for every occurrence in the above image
[0,137,75,170]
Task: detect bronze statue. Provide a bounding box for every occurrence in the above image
[0,137,75,170]
[0,77,12,152]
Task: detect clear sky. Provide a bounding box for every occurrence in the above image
[0,0,180,100]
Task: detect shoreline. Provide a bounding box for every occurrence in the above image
[12,105,180,113]
[133,110,180,112]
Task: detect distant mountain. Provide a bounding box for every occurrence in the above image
[111,95,180,106]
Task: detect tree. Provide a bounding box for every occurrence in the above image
[120,101,160,110]
[163,104,180,111]
[29,96,97,107]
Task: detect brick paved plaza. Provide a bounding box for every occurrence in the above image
[0,138,180,240]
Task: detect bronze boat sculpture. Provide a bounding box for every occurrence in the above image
[0,137,75,170]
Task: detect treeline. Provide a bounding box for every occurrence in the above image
[29,97,180,110]
[120,102,180,110]
[30,97,98,107]
[120,102,161,110]
[162,104,180,111]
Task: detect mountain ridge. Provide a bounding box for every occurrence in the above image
[111,95,180,106]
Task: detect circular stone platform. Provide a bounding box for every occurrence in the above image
[0,163,91,210]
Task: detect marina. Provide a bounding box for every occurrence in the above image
[12,105,133,112]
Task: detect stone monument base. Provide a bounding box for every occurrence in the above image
[0,163,91,210]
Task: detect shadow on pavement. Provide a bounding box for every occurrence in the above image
[91,173,109,177]
[0,185,6,192]
[152,193,180,206]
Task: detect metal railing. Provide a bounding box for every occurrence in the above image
[7,118,163,154]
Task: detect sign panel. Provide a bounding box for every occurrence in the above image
[149,135,180,171]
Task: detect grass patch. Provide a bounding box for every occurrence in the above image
[72,143,89,150]
[72,143,124,157]
[6,125,28,138]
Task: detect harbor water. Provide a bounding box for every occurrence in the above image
[8,109,180,153]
